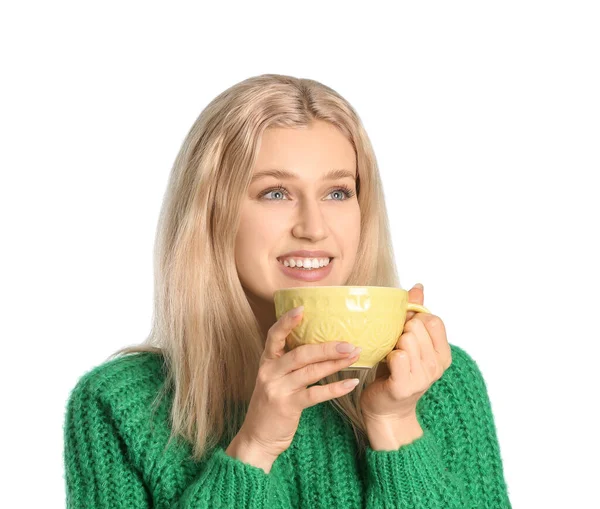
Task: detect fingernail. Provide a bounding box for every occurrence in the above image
[413,283,424,290]
[289,305,304,317]
[350,346,362,357]
[336,342,355,353]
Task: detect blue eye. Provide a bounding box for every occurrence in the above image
[259,184,356,201]
[261,186,288,200]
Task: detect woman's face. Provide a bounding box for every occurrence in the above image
[235,120,361,306]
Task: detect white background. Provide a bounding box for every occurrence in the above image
[1,1,598,507]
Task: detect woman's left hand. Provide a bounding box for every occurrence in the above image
[359,283,453,423]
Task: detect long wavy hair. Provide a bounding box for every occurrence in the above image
[107,73,401,462]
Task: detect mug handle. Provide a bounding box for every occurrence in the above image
[379,303,431,364]
[407,303,430,314]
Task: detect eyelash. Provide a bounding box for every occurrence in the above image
[259,183,356,201]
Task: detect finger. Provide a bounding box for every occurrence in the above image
[397,331,423,376]
[405,284,424,321]
[286,348,362,389]
[295,377,361,409]
[263,306,304,361]
[420,314,452,370]
[387,348,411,386]
[275,339,360,377]
[404,317,439,379]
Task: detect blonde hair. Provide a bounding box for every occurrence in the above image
[107,73,401,461]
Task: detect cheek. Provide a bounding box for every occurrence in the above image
[337,205,361,248]
[326,207,360,272]
[234,208,286,274]
[237,206,281,245]
[234,229,267,292]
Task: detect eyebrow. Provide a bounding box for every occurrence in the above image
[250,168,356,183]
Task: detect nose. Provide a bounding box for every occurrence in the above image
[291,200,328,241]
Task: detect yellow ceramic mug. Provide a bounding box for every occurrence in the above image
[273,286,430,370]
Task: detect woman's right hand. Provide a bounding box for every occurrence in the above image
[226,306,362,471]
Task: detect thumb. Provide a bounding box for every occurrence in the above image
[263,306,304,360]
[405,283,424,321]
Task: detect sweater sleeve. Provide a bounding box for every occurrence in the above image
[363,345,512,508]
[176,447,292,507]
[63,378,292,509]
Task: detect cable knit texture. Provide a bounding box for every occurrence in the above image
[63,344,512,508]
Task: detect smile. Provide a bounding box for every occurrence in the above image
[276,257,335,282]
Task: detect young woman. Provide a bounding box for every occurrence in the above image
[63,73,512,508]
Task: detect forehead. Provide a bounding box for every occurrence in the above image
[252,123,357,181]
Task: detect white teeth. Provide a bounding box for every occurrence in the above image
[280,257,331,269]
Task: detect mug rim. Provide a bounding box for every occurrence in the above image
[274,285,406,292]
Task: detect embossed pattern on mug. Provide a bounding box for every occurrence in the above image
[272,286,429,369]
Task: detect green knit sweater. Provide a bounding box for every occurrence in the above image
[63,344,512,508]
